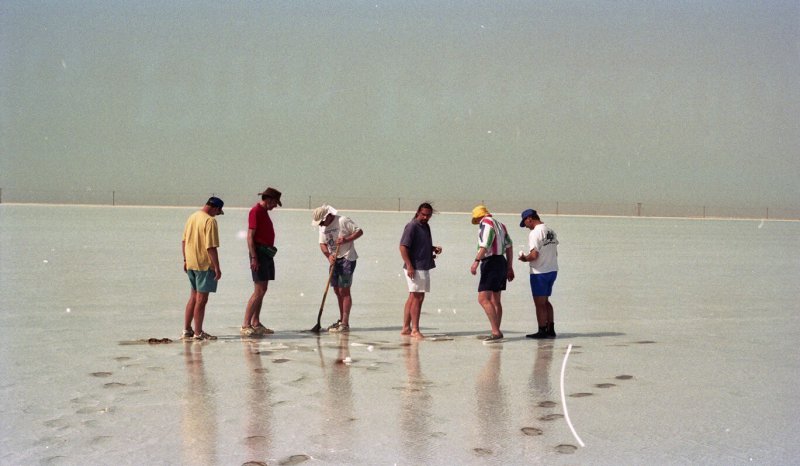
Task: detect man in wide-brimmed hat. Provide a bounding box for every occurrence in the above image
[241,187,282,336]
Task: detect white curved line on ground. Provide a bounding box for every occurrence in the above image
[560,343,586,447]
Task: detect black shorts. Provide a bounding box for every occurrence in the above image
[252,250,276,282]
[478,255,508,292]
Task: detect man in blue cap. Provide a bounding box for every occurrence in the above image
[181,196,224,341]
[518,208,559,339]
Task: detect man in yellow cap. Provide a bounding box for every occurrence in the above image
[470,205,515,341]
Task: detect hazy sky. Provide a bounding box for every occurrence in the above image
[2,0,798,208]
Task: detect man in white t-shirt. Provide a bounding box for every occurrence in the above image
[518,209,559,339]
[312,204,364,332]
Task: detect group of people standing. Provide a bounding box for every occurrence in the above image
[181,187,283,341]
[180,191,559,342]
[399,203,560,341]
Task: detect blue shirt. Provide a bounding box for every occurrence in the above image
[400,219,436,271]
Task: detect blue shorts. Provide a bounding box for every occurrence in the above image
[187,269,218,293]
[530,271,557,297]
[331,259,357,288]
[478,255,508,292]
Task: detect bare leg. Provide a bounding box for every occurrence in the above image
[244,281,268,327]
[404,292,425,338]
[192,291,210,335]
[335,287,352,327]
[490,291,503,329]
[533,296,549,327]
[478,291,502,337]
[401,293,414,335]
[184,290,197,332]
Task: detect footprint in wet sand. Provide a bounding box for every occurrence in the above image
[595,383,616,388]
[537,400,557,408]
[278,454,311,465]
[521,427,543,436]
[243,462,268,466]
[244,435,268,448]
[272,358,290,364]
[114,356,131,362]
[472,447,493,457]
[103,382,127,388]
[41,455,69,464]
[90,435,112,445]
[569,392,593,398]
[90,372,113,378]
[615,374,634,380]
[253,368,268,374]
[539,413,564,421]
[555,444,578,454]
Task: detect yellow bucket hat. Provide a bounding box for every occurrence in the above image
[471,205,489,224]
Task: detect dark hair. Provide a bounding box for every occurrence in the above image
[414,202,436,218]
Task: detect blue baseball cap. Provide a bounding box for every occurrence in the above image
[519,208,537,227]
[207,196,225,214]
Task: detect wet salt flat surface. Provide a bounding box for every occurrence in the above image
[1,205,799,465]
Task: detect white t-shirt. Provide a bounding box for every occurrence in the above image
[319,215,360,261]
[528,223,558,274]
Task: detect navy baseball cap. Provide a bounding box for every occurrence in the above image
[519,208,537,227]
[207,196,225,214]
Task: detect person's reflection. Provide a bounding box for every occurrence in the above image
[400,339,432,461]
[242,341,272,462]
[321,332,355,452]
[181,342,217,465]
[474,346,509,452]
[529,340,554,399]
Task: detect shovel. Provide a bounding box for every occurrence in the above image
[310,243,340,333]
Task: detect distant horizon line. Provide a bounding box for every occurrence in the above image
[2,201,797,223]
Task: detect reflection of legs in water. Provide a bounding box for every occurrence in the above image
[242,341,271,459]
[402,292,425,339]
[181,344,216,464]
[400,339,432,457]
[321,333,354,452]
[530,339,554,397]
[336,332,351,364]
[475,347,508,445]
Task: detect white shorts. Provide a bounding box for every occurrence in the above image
[404,269,431,293]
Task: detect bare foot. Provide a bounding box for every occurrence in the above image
[400,327,412,336]
[410,330,425,339]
